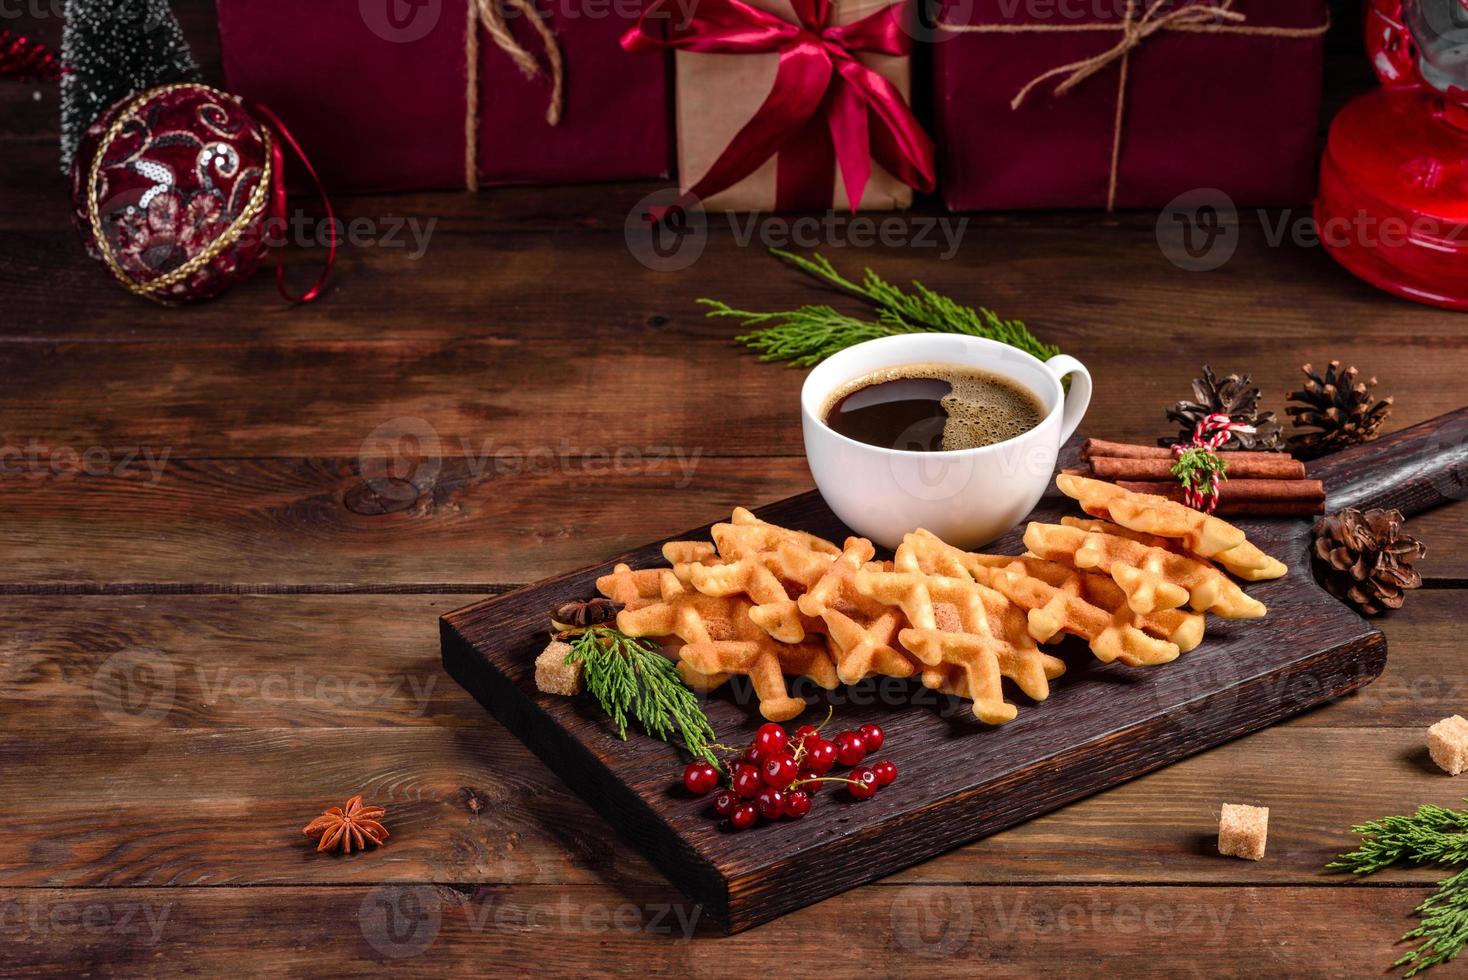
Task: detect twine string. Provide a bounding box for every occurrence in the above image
[463,0,565,191]
[1172,412,1255,513]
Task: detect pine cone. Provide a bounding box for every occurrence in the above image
[1285,361,1393,460]
[1312,508,1425,615]
[1160,365,1284,450]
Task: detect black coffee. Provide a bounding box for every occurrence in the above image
[822,363,1044,452]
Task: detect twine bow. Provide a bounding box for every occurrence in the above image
[622,0,935,211]
[1010,0,1245,108]
[943,0,1331,210]
[1171,412,1254,513]
[463,0,565,190]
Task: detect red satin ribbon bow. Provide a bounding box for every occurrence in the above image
[622,0,935,211]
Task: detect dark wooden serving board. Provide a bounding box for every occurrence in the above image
[442,409,1468,934]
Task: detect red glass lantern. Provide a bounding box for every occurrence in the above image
[1317,0,1468,310]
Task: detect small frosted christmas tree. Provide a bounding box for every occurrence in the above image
[59,0,201,172]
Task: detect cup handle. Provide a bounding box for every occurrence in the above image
[1044,354,1092,445]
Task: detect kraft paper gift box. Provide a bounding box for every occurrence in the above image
[622,0,936,212]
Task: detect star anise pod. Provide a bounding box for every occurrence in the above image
[550,597,621,633]
[303,795,389,854]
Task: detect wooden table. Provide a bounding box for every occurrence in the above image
[4,2,1467,973]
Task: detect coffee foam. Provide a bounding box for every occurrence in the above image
[822,362,1044,451]
[938,370,1043,450]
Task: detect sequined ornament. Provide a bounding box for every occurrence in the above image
[69,83,275,304]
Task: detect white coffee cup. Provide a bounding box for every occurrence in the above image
[801,335,1092,550]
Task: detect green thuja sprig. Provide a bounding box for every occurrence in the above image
[1329,801,1468,976]
[702,249,1059,367]
[563,627,720,768]
[1170,447,1229,504]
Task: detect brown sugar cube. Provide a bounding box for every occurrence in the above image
[1218,803,1268,861]
[1428,716,1468,776]
[535,640,583,696]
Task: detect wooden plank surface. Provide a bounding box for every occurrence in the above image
[0,883,1439,976]
[0,591,1456,895]
[2,0,1467,969]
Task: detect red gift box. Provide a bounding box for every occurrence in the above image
[932,0,1329,211]
[218,0,670,192]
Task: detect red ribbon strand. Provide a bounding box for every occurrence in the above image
[249,100,337,304]
[622,0,935,211]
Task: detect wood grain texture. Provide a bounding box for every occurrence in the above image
[2,726,1464,891]
[0,457,812,587]
[0,883,1440,976]
[0,589,1458,735]
[2,452,1464,590]
[0,593,1457,893]
[0,281,1465,453]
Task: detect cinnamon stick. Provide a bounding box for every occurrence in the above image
[1114,479,1326,516]
[1207,500,1327,517]
[1088,455,1306,481]
[1081,439,1291,463]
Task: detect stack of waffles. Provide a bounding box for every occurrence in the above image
[594,476,1286,724]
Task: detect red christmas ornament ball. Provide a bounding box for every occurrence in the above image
[70,83,276,304]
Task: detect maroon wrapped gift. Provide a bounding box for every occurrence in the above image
[218,0,669,192]
[933,0,1329,211]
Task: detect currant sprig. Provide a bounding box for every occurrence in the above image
[679,717,898,830]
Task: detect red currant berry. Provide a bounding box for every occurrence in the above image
[712,788,738,816]
[729,802,758,830]
[754,722,788,756]
[797,774,822,793]
[803,738,837,775]
[762,752,799,789]
[742,746,766,767]
[792,724,820,747]
[756,788,785,820]
[858,722,886,752]
[835,730,867,767]
[848,767,878,800]
[872,760,897,786]
[682,761,719,796]
[784,790,812,819]
[732,764,764,798]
